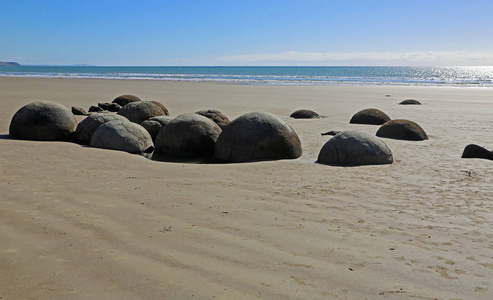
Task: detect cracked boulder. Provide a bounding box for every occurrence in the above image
[376,119,428,141]
[75,113,129,144]
[9,101,77,141]
[350,108,390,125]
[317,130,393,166]
[154,113,221,158]
[215,111,302,163]
[90,120,154,154]
[196,109,230,129]
[112,94,142,106]
[148,100,169,116]
[141,116,173,142]
[117,101,166,124]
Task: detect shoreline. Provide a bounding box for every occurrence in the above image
[1,76,493,299]
[2,74,493,88]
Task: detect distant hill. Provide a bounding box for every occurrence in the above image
[0,61,21,66]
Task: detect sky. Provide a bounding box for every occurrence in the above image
[1,0,493,66]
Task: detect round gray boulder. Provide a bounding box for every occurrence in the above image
[140,116,173,142]
[290,109,320,119]
[399,99,422,105]
[154,113,221,158]
[148,100,169,116]
[195,109,230,129]
[148,115,174,126]
[350,108,391,125]
[9,101,77,141]
[75,113,128,144]
[376,119,428,141]
[112,94,142,107]
[117,101,166,124]
[90,120,154,154]
[318,131,393,166]
[215,111,302,163]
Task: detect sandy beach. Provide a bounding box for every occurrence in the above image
[1,77,493,299]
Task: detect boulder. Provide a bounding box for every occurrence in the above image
[290,109,320,119]
[112,94,142,107]
[75,113,128,144]
[90,120,154,154]
[148,101,169,115]
[88,105,104,113]
[98,102,122,112]
[317,131,393,166]
[140,120,163,142]
[148,115,174,126]
[72,106,88,115]
[195,109,230,129]
[9,101,77,141]
[154,113,221,158]
[461,144,493,160]
[376,119,428,141]
[399,99,422,105]
[215,111,302,163]
[117,101,166,124]
[350,108,391,125]
[140,116,173,142]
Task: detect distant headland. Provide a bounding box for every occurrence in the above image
[0,61,21,66]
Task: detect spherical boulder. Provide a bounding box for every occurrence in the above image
[461,144,493,160]
[195,109,230,129]
[117,101,166,124]
[215,111,302,163]
[376,119,428,141]
[350,108,391,125]
[318,131,393,166]
[290,109,320,119]
[148,115,174,126]
[75,113,128,144]
[140,116,173,142]
[148,100,169,116]
[9,101,77,141]
[112,94,142,107]
[154,113,222,158]
[90,120,154,154]
[399,99,422,105]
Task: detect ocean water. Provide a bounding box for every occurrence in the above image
[1,66,493,87]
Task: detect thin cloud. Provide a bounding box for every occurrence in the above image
[218,51,493,66]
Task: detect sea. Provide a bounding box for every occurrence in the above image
[1,65,493,87]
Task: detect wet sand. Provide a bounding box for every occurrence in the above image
[1,77,493,299]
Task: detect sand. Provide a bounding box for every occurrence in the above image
[1,77,493,299]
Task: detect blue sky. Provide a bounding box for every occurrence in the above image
[1,0,493,66]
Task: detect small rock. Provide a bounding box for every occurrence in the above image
[321,130,341,136]
[88,105,104,113]
[98,102,122,112]
[72,106,88,115]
